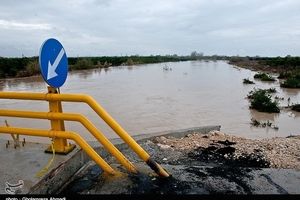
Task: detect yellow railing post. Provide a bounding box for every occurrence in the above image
[0,91,170,177]
[0,109,137,173]
[46,87,75,154]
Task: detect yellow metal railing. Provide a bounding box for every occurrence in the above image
[0,126,116,175]
[0,88,169,177]
[0,109,136,173]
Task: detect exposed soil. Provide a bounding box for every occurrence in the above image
[228,60,282,73]
[153,130,300,170]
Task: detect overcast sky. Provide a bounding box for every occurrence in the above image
[0,0,300,57]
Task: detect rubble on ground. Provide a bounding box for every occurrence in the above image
[153,131,300,170]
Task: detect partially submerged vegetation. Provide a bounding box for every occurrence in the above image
[266,87,277,93]
[278,70,300,88]
[278,71,294,79]
[291,104,300,112]
[254,73,275,82]
[280,76,300,88]
[247,88,280,113]
[230,56,300,88]
[274,96,284,101]
[243,78,255,84]
[250,118,279,130]
[247,88,277,99]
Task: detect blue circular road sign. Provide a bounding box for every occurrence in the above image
[39,38,68,88]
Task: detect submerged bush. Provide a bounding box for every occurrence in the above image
[280,77,300,88]
[247,89,280,113]
[243,78,255,84]
[253,73,264,79]
[250,118,279,130]
[247,88,276,99]
[266,87,277,93]
[278,71,293,79]
[291,104,300,112]
[254,73,275,81]
[274,96,284,101]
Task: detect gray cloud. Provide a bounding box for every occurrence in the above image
[0,0,299,57]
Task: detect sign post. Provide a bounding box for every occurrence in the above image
[39,38,75,154]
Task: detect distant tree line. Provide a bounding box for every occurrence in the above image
[0,57,40,78]
[0,55,191,79]
[68,55,192,69]
[1,53,299,79]
[229,55,300,70]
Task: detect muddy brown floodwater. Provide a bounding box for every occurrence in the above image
[0,61,299,143]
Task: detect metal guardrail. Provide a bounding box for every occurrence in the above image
[0,87,169,177]
[0,126,116,175]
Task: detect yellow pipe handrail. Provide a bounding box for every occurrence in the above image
[0,91,170,177]
[0,109,137,173]
[0,126,116,175]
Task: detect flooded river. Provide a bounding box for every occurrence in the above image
[0,61,299,142]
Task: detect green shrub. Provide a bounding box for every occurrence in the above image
[261,75,275,82]
[247,88,276,99]
[254,73,265,79]
[280,77,300,88]
[254,73,275,81]
[278,71,293,79]
[248,89,280,113]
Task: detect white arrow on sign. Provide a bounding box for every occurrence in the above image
[47,48,65,80]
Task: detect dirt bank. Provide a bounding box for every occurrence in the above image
[153,130,300,170]
[228,60,282,73]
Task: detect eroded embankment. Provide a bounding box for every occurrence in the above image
[62,131,300,194]
[154,131,300,170]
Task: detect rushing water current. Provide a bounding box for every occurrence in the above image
[0,61,299,142]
